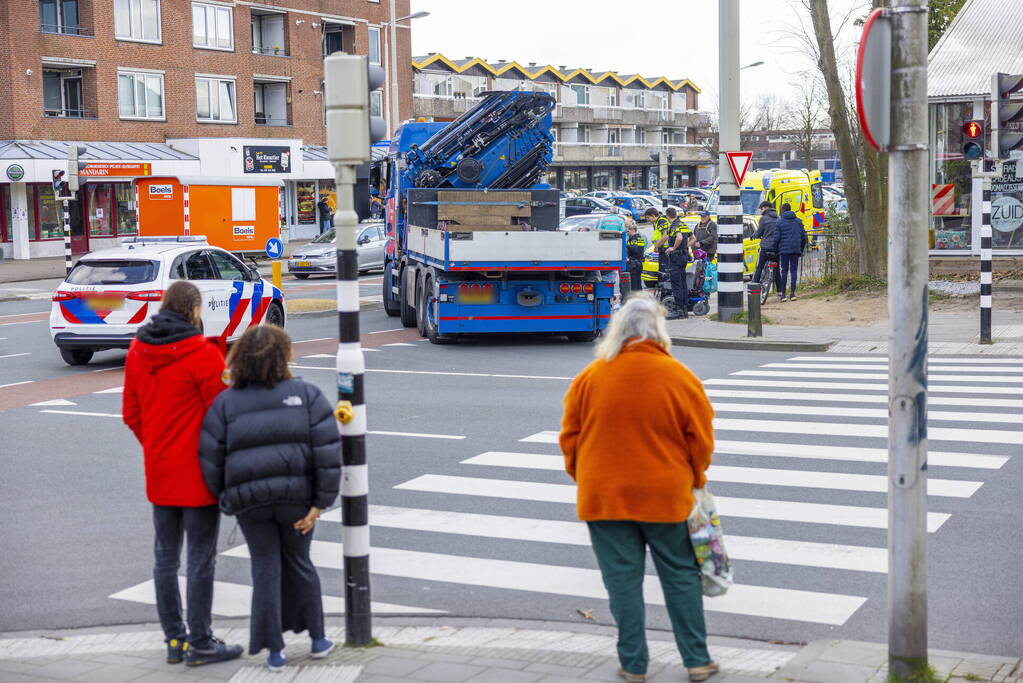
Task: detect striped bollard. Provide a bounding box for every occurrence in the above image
[333,161,372,645]
[62,200,72,276]
[980,178,992,344]
[716,195,744,321]
[182,184,191,235]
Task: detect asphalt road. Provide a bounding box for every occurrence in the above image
[1,283,1021,657]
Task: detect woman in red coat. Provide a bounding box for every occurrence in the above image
[123,281,243,668]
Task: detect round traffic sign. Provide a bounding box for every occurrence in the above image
[265,237,283,258]
[991,195,1023,233]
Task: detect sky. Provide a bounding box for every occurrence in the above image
[409,0,867,111]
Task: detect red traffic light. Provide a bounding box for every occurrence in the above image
[963,120,984,139]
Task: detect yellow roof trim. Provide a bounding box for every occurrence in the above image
[411,53,701,93]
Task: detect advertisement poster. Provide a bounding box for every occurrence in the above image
[243,146,291,174]
[296,181,316,224]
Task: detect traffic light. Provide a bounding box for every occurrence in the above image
[67,143,86,192]
[648,151,675,162]
[961,120,984,160]
[51,169,67,197]
[325,54,387,165]
[992,72,1023,160]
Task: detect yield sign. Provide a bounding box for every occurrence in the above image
[724,151,753,186]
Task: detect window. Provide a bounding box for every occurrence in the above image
[367,26,381,65]
[86,184,115,237]
[40,0,82,35]
[43,69,85,118]
[251,10,286,55]
[570,84,589,106]
[66,260,159,285]
[370,90,383,118]
[115,184,137,235]
[193,3,232,50]
[115,0,160,42]
[323,22,354,57]
[195,76,236,123]
[29,184,64,239]
[578,125,591,143]
[183,251,217,279]
[254,81,288,125]
[1,185,11,243]
[636,128,646,144]
[208,250,247,280]
[118,71,164,119]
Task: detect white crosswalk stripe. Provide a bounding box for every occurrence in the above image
[107,353,1019,632]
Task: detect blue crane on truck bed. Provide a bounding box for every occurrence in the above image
[377,90,625,344]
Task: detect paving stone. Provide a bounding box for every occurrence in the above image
[815,641,888,667]
[0,672,50,683]
[86,653,154,667]
[463,656,531,670]
[359,676,420,683]
[27,658,107,680]
[535,677,593,683]
[782,660,879,683]
[363,654,429,677]
[712,675,775,683]
[72,664,149,683]
[464,668,545,683]
[408,661,488,682]
[526,662,604,677]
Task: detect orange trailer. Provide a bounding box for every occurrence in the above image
[135,176,283,252]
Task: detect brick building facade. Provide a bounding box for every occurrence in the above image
[0,0,412,259]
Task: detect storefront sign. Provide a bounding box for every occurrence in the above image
[233,225,255,239]
[244,146,291,174]
[149,184,174,200]
[80,163,152,177]
[991,195,1023,233]
[5,164,24,181]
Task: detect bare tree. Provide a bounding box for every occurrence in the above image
[750,93,787,131]
[785,81,828,171]
[700,99,756,161]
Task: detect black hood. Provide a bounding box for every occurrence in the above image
[762,209,778,218]
[136,309,201,346]
[780,210,798,219]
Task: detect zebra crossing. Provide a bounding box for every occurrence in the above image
[107,353,1020,638]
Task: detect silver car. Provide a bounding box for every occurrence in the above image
[288,222,387,279]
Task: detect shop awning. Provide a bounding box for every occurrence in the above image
[929,0,1023,100]
[0,140,199,161]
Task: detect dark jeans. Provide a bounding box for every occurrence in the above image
[238,504,325,655]
[667,251,688,317]
[779,253,800,296]
[627,260,643,293]
[152,504,221,645]
[588,521,711,675]
[753,250,783,292]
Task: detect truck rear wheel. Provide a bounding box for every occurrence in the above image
[415,270,428,337]
[382,262,400,317]
[399,266,417,328]
[421,275,456,345]
[566,330,598,343]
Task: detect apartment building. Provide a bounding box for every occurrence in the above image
[0,0,412,260]
[411,54,714,192]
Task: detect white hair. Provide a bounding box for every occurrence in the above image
[594,292,671,361]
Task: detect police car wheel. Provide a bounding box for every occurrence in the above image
[265,303,285,328]
[293,273,310,280]
[59,348,94,366]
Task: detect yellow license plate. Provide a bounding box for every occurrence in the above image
[295,261,311,267]
[86,297,124,311]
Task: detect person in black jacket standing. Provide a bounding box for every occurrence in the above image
[752,201,782,294]
[772,203,809,302]
[200,325,341,672]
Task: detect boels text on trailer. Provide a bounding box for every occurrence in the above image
[134,176,282,252]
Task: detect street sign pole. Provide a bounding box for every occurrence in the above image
[885,1,929,678]
[62,199,72,276]
[716,0,743,322]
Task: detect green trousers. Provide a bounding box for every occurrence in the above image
[587,520,711,674]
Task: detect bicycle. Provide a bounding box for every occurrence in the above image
[758,253,779,305]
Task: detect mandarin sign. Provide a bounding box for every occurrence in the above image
[79,162,153,177]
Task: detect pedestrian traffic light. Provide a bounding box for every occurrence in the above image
[992,73,1023,160]
[961,120,985,160]
[51,169,67,197]
[67,143,86,192]
[325,54,387,165]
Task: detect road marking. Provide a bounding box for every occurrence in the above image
[319,504,888,573]
[714,417,1023,445]
[712,440,1007,470]
[40,409,120,418]
[290,366,572,380]
[90,365,124,373]
[461,452,982,498]
[369,430,465,440]
[0,311,48,319]
[734,370,1023,383]
[369,328,405,334]
[29,399,77,407]
[0,353,30,359]
[0,380,34,389]
[110,578,438,617]
[301,354,335,359]
[704,378,1021,395]
[224,541,866,626]
[766,362,1023,373]
[710,400,1023,425]
[792,356,1023,364]
[293,337,334,343]
[93,386,124,394]
[521,430,560,443]
[704,388,1023,410]
[383,342,417,347]
[394,474,950,532]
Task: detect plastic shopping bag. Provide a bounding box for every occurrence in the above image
[703,262,718,294]
[687,488,733,597]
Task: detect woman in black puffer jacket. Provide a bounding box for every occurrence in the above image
[200,325,341,672]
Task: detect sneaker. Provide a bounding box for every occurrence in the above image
[779,295,788,302]
[789,294,798,301]
[166,638,187,664]
[266,650,287,673]
[310,638,335,659]
[184,636,244,667]
[617,666,647,682]
[688,661,720,681]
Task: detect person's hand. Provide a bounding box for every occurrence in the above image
[666,247,675,253]
[294,507,321,535]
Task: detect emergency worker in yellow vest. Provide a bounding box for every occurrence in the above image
[664,208,692,320]
[645,208,671,285]
[624,220,647,294]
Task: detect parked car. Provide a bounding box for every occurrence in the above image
[559,214,621,231]
[583,190,616,200]
[629,190,657,196]
[288,222,387,279]
[561,196,624,218]
[49,236,284,366]
[606,194,650,221]
[629,194,684,217]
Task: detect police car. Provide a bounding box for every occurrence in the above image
[50,236,284,366]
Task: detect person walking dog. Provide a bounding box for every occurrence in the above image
[200,325,341,672]
[123,281,243,667]
[559,294,718,683]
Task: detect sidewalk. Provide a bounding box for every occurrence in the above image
[0,617,1018,683]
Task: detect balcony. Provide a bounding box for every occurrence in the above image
[43,108,97,119]
[40,23,92,36]
[553,142,710,164]
[412,93,481,119]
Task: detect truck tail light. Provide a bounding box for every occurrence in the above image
[127,290,164,302]
[559,283,570,294]
[571,283,583,294]
[52,291,77,302]
[583,283,594,294]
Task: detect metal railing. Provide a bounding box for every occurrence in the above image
[40,23,92,36]
[252,45,288,56]
[797,233,858,286]
[255,113,290,126]
[43,108,97,119]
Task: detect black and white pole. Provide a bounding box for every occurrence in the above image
[326,52,373,646]
[716,196,744,320]
[62,200,72,276]
[716,0,743,322]
[980,177,993,344]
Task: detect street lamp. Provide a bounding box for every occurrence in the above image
[740,61,765,71]
[389,4,430,136]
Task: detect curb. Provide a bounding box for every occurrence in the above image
[287,302,384,319]
[671,336,835,352]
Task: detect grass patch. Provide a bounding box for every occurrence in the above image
[710,311,773,325]
[285,298,335,313]
[820,274,887,293]
[888,662,944,683]
[962,673,983,682]
[928,290,951,305]
[344,637,384,649]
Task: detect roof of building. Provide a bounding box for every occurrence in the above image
[928,0,1023,100]
[412,53,700,94]
[0,140,199,161]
